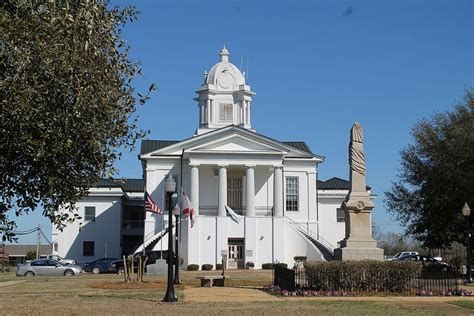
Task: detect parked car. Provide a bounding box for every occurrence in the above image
[16,259,83,277]
[83,258,119,274]
[395,254,454,272]
[46,254,76,265]
[111,251,164,274]
[388,252,419,261]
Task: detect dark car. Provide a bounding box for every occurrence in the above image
[396,254,454,272]
[111,251,165,274]
[83,258,119,274]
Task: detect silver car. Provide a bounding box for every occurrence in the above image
[16,259,83,277]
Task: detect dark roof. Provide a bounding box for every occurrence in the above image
[140,140,180,155]
[95,178,144,192]
[281,141,312,154]
[317,177,371,190]
[140,139,313,155]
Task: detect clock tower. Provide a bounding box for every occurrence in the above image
[194,46,255,135]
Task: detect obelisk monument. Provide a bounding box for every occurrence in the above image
[334,122,384,261]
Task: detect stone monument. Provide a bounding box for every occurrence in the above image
[334,122,384,261]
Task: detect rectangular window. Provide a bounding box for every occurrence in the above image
[285,177,299,212]
[84,207,95,222]
[219,103,233,122]
[337,208,345,222]
[53,242,58,252]
[83,241,94,256]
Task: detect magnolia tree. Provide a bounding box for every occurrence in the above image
[385,90,473,249]
[0,1,155,241]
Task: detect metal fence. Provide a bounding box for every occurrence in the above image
[274,265,461,296]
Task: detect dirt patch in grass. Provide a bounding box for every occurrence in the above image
[88,280,168,290]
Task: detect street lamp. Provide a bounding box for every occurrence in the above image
[462,202,471,283]
[163,174,177,302]
[172,204,181,285]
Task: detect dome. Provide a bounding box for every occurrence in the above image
[205,46,245,89]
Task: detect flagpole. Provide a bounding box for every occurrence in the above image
[142,187,146,258]
[174,148,184,285]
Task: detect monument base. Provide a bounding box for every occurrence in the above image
[334,244,384,261]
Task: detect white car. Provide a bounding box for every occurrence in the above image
[388,252,419,261]
[46,255,76,265]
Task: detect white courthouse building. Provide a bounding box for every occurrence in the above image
[52,47,373,268]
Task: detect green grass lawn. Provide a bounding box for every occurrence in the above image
[450,300,474,309]
[0,270,471,315]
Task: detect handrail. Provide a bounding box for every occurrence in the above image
[132,219,185,255]
[284,216,336,254]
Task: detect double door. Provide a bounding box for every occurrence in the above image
[228,238,244,269]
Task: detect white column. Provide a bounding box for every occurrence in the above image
[218,165,227,217]
[248,101,251,126]
[207,99,211,124]
[246,165,255,217]
[190,164,200,216]
[273,165,283,217]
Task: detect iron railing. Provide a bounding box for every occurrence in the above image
[274,265,462,296]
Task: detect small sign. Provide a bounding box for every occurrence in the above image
[221,250,228,256]
[246,250,253,257]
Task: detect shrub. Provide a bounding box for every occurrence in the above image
[246,261,255,268]
[262,262,288,269]
[201,264,213,270]
[187,264,199,271]
[294,256,307,262]
[304,260,422,293]
[262,263,273,269]
[216,263,223,270]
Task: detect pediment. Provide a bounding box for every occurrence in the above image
[189,134,286,154]
[140,125,320,160]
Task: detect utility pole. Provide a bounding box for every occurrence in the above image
[36,225,40,259]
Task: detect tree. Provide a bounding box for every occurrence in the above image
[0,1,155,241]
[25,251,36,261]
[385,90,474,249]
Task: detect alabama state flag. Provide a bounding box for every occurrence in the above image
[181,191,196,228]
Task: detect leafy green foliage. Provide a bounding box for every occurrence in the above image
[385,90,473,249]
[304,260,422,293]
[0,1,155,241]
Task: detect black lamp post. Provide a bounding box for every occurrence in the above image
[163,175,177,302]
[172,204,181,285]
[462,202,472,284]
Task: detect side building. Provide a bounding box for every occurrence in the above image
[52,179,145,265]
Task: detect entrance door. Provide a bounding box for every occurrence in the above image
[227,177,242,215]
[228,238,244,269]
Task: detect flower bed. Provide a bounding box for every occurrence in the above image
[263,284,473,297]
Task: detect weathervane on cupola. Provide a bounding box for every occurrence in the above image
[194,46,256,136]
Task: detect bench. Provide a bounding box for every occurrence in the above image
[196,276,228,287]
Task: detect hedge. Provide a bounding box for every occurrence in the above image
[216,263,223,270]
[304,260,422,293]
[262,263,288,269]
[294,256,307,262]
[201,264,213,270]
[187,264,199,271]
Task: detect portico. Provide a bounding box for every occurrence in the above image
[186,161,284,218]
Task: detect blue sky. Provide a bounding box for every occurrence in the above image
[11,0,473,244]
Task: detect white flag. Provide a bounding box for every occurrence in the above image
[225,205,244,224]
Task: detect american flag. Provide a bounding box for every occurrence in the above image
[145,192,162,214]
